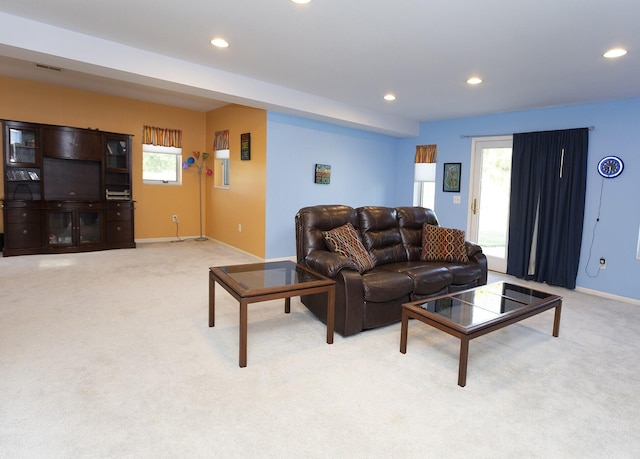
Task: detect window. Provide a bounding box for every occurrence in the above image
[213,148,230,189]
[416,181,436,209]
[413,161,436,210]
[142,144,182,185]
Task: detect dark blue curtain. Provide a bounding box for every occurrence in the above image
[506,128,588,289]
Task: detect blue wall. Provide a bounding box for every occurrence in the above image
[397,98,640,300]
[265,99,640,300]
[265,113,399,259]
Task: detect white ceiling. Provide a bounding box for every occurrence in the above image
[0,0,638,137]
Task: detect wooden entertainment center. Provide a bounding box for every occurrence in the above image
[1,120,135,257]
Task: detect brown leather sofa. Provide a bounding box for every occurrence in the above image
[295,205,488,336]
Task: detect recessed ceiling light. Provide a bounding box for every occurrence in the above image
[603,48,627,58]
[467,77,482,85]
[291,0,312,4]
[384,94,396,101]
[211,38,229,48]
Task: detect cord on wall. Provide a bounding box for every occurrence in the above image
[171,219,184,243]
[584,177,605,278]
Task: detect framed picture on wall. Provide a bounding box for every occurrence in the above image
[443,163,461,192]
[240,133,250,160]
[314,164,331,184]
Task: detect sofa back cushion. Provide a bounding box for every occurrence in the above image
[357,206,407,265]
[295,205,358,261]
[396,207,440,261]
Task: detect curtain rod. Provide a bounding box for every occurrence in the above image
[460,126,595,139]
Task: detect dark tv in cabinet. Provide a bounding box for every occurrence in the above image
[43,157,101,201]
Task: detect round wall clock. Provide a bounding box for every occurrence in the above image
[597,156,624,178]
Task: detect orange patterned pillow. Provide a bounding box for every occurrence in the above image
[420,224,469,263]
[322,223,376,273]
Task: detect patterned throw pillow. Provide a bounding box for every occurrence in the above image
[420,224,469,263]
[322,223,376,273]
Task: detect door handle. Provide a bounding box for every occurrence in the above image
[472,198,478,215]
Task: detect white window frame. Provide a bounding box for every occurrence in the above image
[142,144,183,185]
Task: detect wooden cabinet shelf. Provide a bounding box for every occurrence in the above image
[2,120,135,256]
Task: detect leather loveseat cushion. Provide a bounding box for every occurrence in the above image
[378,262,453,296]
[361,269,414,302]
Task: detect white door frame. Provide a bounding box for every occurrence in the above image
[467,136,512,273]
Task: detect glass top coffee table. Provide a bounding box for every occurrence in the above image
[400,282,562,387]
[209,260,335,367]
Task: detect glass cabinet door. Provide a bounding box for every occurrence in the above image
[78,211,101,244]
[47,210,102,246]
[8,127,38,165]
[47,211,74,246]
[105,137,128,170]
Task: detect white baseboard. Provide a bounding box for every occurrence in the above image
[136,237,264,261]
[575,286,640,306]
[136,237,194,243]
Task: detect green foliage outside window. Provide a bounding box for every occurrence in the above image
[143,151,179,182]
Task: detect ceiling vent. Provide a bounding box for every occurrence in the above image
[35,63,62,72]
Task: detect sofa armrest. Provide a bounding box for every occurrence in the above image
[304,250,359,278]
[465,241,488,285]
[465,241,483,258]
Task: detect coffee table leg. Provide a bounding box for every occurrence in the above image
[458,338,469,387]
[400,309,408,354]
[209,276,215,327]
[553,301,562,337]
[239,300,248,367]
[326,285,335,344]
[285,297,291,314]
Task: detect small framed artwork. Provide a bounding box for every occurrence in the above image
[240,133,251,160]
[315,164,331,184]
[443,163,461,192]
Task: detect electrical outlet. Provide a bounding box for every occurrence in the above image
[599,257,606,269]
[172,215,178,223]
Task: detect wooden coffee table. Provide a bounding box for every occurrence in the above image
[400,282,562,387]
[209,260,335,367]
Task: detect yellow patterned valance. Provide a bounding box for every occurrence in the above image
[214,130,229,150]
[415,144,437,163]
[142,125,182,148]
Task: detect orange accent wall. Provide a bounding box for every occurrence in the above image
[206,105,267,257]
[0,76,267,256]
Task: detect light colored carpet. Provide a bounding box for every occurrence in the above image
[1,240,638,458]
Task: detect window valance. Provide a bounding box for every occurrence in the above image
[415,144,437,163]
[142,125,182,148]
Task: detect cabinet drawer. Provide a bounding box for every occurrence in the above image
[106,221,133,243]
[5,208,42,223]
[105,202,133,221]
[105,208,132,221]
[5,223,42,249]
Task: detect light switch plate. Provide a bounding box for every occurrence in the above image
[453,195,461,204]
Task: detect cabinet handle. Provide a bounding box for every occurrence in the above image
[116,226,121,231]
[22,229,28,235]
[116,212,121,216]
[22,212,27,218]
